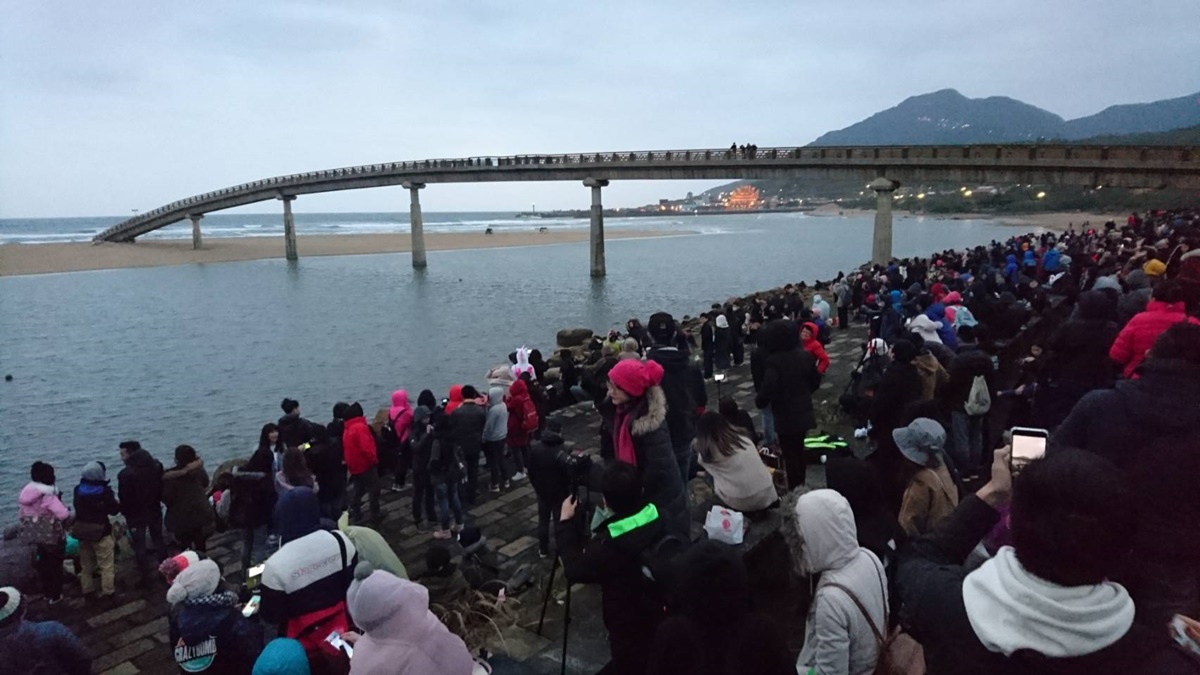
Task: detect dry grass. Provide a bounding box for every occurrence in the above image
[430,589,522,653]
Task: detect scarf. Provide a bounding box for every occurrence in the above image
[613,403,638,468]
[962,547,1134,658]
[185,590,240,609]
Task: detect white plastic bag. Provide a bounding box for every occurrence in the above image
[704,506,745,545]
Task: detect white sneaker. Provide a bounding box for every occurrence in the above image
[854,427,868,439]
[511,471,527,481]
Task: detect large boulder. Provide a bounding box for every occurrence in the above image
[556,328,594,348]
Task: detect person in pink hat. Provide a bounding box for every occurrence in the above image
[605,359,689,537]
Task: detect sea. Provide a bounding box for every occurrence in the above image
[0,210,1047,497]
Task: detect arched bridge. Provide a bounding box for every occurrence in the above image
[95,144,1200,275]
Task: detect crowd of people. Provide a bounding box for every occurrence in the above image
[5,208,1200,674]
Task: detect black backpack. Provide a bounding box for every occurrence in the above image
[638,532,692,606]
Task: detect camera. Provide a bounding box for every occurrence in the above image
[555,448,593,487]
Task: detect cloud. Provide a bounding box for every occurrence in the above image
[1,0,1198,217]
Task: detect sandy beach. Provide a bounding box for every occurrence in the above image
[0,229,682,277]
[808,204,1117,232]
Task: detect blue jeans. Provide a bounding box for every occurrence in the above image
[761,408,778,446]
[950,411,984,473]
[241,524,269,575]
[435,482,464,529]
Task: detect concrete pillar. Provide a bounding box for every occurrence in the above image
[279,195,298,261]
[869,178,898,265]
[405,182,427,269]
[584,178,609,277]
[189,214,203,250]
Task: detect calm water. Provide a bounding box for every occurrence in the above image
[0,211,1044,496]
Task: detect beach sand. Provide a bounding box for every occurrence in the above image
[0,230,681,276]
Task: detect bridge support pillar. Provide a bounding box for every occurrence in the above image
[584,178,609,277]
[405,183,427,269]
[189,214,203,250]
[869,178,898,265]
[279,195,298,261]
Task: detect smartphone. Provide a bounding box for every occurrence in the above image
[241,594,261,618]
[1010,427,1048,472]
[326,631,354,658]
[713,373,727,382]
[245,563,265,590]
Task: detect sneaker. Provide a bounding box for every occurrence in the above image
[388,482,406,493]
[854,427,869,439]
[539,550,549,559]
[490,485,501,493]
[433,528,452,540]
[502,482,511,490]
[451,523,464,534]
[511,471,527,482]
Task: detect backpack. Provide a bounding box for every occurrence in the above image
[376,412,402,472]
[521,399,539,434]
[638,532,691,606]
[285,531,353,674]
[964,375,992,416]
[951,304,978,329]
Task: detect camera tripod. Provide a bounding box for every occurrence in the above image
[536,482,592,675]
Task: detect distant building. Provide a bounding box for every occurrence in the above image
[724,185,761,210]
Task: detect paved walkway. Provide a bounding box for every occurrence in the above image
[33,324,869,674]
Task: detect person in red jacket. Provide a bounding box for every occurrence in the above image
[800,322,830,375]
[505,379,539,482]
[1110,281,1199,379]
[342,402,380,522]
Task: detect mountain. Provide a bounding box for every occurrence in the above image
[1075,124,1200,146]
[809,88,1200,146]
[1062,93,1200,139]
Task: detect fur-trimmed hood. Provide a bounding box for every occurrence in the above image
[630,385,667,436]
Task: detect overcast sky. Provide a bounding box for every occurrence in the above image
[2,1,1198,219]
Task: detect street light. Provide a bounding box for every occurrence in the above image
[1036,191,1047,199]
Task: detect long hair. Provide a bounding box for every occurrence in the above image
[281,448,313,488]
[694,411,746,463]
[258,423,281,452]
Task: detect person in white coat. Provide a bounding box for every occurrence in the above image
[785,488,888,675]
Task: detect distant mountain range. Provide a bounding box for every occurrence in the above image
[809,88,1200,146]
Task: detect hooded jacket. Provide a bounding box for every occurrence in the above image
[163,461,214,536]
[342,403,378,476]
[897,496,1196,675]
[557,501,671,673]
[261,521,358,627]
[924,304,958,351]
[646,344,707,449]
[505,380,537,448]
[812,295,832,323]
[345,568,474,675]
[74,463,120,537]
[1053,358,1200,559]
[170,589,265,674]
[17,482,70,521]
[117,448,164,524]
[790,490,887,675]
[527,426,571,507]
[444,385,464,415]
[482,387,508,443]
[388,390,414,444]
[754,320,821,435]
[801,322,831,374]
[1109,300,1200,378]
[912,351,949,402]
[0,617,92,675]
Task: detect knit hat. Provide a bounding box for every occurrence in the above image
[892,418,946,467]
[0,587,25,631]
[159,551,201,584]
[1143,259,1167,278]
[608,358,664,398]
[891,339,919,364]
[82,461,107,482]
[647,312,676,344]
[166,558,221,605]
[253,638,312,675]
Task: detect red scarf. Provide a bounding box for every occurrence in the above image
[613,403,638,467]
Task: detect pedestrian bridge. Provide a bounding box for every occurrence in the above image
[94,144,1200,275]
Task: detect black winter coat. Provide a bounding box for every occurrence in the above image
[897,496,1197,675]
[1053,358,1200,560]
[606,387,690,538]
[527,429,571,507]
[646,346,707,449]
[117,449,163,524]
[557,504,669,673]
[943,350,994,412]
[450,403,488,458]
[753,320,820,435]
[74,479,120,537]
[870,361,923,435]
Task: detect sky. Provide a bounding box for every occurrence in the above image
[2,0,1199,219]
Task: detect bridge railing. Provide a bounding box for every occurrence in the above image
[95,144,1198,241]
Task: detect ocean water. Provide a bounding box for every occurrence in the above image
[0,211,1045,497]
[0,211,731,245]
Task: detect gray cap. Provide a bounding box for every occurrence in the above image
[892,418,946,467]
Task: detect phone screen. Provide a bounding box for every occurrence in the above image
[1011,428,1048,471]
[246,564,265,590]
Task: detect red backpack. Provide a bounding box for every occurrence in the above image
[285,532,353,674]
